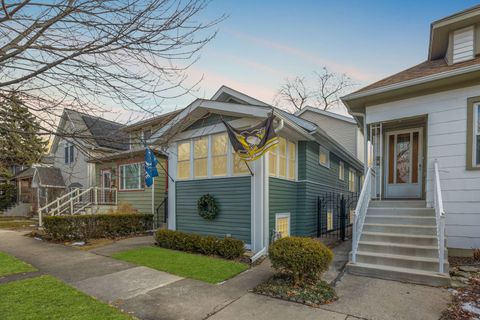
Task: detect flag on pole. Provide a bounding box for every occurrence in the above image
[144,148,159,187]
[222,114,279,161]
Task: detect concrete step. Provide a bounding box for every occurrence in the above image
[367,207,435,217]
[355,251,449,272]
[363,223,437,235]
[365,215,436,226]
[347,262,451,286]
[357,241,446,258]
[369,200,426,208]
[361,232,438,246]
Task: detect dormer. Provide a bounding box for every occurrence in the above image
[429,5,480,65]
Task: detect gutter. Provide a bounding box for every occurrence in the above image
[250,247,267,263]
[343,63,480,101]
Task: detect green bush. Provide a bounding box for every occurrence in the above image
[154,229,245,260]
[269,236,333,285]
[43,214,153,241]
[0,183,16,210]
[217,237,245,260]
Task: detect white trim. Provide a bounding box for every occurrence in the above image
[167,143,177,230]
[473,102,480,167]
[275,212,291,237]
[211,85,270,106]
[118,162,142,191]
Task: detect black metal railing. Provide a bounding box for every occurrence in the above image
[317,191,358,241]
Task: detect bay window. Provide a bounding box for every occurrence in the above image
[120,163,142,190]
[212,134,228,176]
[269,138,296,181]
[194,137,208,178]
[177,141,191,180]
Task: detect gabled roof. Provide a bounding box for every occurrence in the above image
[14,166,65,188]
[149,86,363,170]
[122,109,183,132]
[50,109,129,155]
[295,106,357,124]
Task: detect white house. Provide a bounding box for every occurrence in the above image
[342,6,480,285]
[296,107,364,162]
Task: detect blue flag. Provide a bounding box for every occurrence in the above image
[144,148,159,187]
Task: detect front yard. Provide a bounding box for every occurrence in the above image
[0,251,37,277]
[0,276,133,320]
[0,216,34,230]
[112,246,248,284]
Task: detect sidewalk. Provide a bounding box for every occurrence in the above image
[0,230,451,320]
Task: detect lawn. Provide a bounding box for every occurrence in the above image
[0,275,133,320]
[0,217,34,230]
[0,251,37,277]
[112,246,248,284]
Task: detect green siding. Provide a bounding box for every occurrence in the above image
[271,141,361,238]
[94,159,167,217]
[269,178,297,239]
[176,177,251,243]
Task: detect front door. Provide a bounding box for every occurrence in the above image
[100,169,112,202]
[385,128,423,199]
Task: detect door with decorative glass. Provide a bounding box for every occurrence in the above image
[385,128,423,199]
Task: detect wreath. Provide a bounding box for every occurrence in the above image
[197,194,219,220]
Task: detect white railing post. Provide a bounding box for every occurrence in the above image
[94,187,98,205]
[434,160,446,273]
[352,166,373,264]
[38,209,43,227]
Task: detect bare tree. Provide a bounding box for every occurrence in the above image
[314,67,354,111]
[274,67,354,112]
[274,76,310,112]
[0,0,224,138]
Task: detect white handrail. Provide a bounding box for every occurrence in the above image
[352,166,374,263]
[433,160,446,273]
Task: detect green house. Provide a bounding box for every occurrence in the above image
[147,86,363,255]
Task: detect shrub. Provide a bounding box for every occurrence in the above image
[0,183,16,210]
[269,236,333,285]
[107,202,138,215]
[217,237,245,259]
[43,213,153,241]
[154,229,245,260]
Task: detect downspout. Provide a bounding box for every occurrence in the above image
[351,112,368,175]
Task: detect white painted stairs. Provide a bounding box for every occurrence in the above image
[347,200,450,286]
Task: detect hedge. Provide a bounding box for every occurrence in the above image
[43,214,153,241]
[155,229,245,260]
[269,236,333,285]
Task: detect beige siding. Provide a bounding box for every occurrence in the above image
[95,157,167,216]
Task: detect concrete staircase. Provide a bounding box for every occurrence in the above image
[347,200,450,286]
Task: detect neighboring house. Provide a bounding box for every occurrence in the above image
[296,107,365,162]
[87,110,180,218]
[9,165,65,216]
[342,6,480,285]
[49,109,129,189]
[148,86,363,254]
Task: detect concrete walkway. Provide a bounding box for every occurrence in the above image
[0,230,451,320]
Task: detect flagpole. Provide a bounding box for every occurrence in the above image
[152,177,155,228]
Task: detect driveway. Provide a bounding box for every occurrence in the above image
[0,230,451,320]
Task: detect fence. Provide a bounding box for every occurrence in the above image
[317,191,358,241]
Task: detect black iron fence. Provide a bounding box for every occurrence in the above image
[317,191,358,241]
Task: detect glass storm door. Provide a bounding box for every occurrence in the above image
[101,170,112,202]
[385,128,423,199]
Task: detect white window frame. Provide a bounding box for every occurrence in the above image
[176,133,251,181]
[269,138,297,181]
[275,213,291,238]
[193,136,208,179]
[319,146,330,168]
[473,103,480,167]
[339,161,345,181]
[119,162,142,191]
[349,169,356,192]
[64,142,74,164]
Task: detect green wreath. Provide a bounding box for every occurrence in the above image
[197,194,219,220]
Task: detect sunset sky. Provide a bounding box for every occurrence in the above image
[120,1,480,120]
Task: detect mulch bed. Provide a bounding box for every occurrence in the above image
[450,256,480,268]
[441,275,480,320]
[253,274,337,307]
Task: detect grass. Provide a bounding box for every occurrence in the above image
[0,251,37,277]
[0,216,34,230]
[0,275,133,320]
[112,246,248,284]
